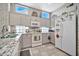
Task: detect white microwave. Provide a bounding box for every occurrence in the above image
[31,21,40,27]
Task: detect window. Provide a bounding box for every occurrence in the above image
[40,27,49,33]
[16,26,29,34]
[16,5,32,15]
[41,12,49,19]
[15,4,49,19]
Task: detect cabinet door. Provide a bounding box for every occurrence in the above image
[20,15,26,26]
[0,3,8,11]
[25,16,31,26]
[10,13,21,25]
[0,11,9,25]
[55,18,62,49]
[50,32,55,44]
[22,34,32,48]
[62,14,76,56]
[20,15,31,26]
[42,33,50,44]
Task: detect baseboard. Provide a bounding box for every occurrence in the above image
[49,42,55,45]
[49,42,71,56]
[21,46,32,50]
[56,48,71,56]
[42,42,50,45]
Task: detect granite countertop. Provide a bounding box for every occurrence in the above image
[0,34,21,56]
[0,39,17,56]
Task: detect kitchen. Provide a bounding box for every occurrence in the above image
[0,3,78,56]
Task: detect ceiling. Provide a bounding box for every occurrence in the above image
[20,3,64,12]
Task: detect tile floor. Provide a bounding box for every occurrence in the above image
[21,44,68,56]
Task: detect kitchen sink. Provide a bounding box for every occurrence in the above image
[0,34,18,39]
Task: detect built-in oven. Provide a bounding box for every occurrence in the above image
[32,33,42,47]
[31,20,42,47]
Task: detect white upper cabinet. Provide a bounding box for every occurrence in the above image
[0,11,9,26]
[10,13,21,25]
[0,3,8,11]
[10,12,31,26]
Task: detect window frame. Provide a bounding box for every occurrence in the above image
[40,12,49,19]
[15,4,32,16]
[15,4,50,19]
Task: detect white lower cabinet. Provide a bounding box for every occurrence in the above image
[32,33,42,47]
[42,33,50,44]
[21,34,32,49]
[50,32,55,44]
